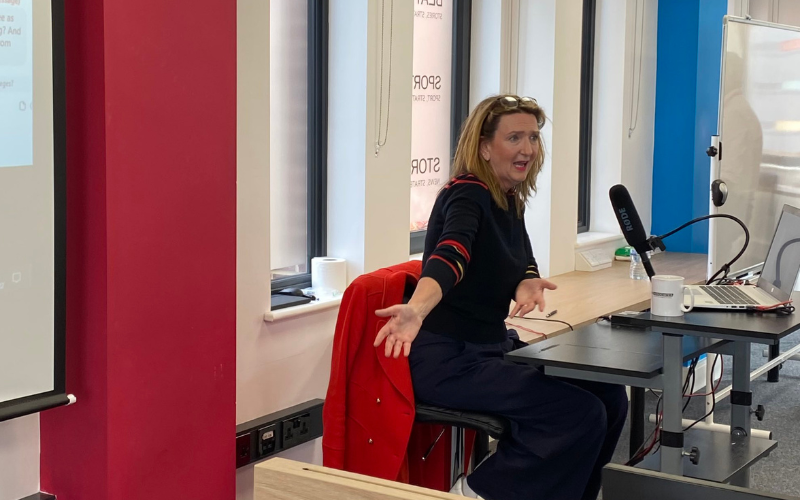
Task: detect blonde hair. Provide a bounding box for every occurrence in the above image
[452,94,547,216]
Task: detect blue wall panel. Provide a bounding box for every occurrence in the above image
[652,0,727,253]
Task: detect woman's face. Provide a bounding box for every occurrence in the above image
[480,112,540,192]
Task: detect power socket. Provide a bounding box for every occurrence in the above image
[236,434,252,468]
[282,413,311,448]
[257,424,277,456]
[235,399,324,468]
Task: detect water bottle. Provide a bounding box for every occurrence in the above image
[629,248,648,280]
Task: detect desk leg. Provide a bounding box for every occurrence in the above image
[768,342,780,383]
[629,387,645,460]
[660,333,684,476]
[731,341,752,487]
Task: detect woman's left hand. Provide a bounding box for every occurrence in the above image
[510,278,557,318]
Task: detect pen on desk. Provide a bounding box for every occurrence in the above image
[545,310,558,318]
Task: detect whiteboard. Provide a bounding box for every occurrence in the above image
[712,16,800,282]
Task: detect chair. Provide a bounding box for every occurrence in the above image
[415,402,510,472]
[402,284,511,479]
[323,261,510,492]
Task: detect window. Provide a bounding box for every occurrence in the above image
[270,0,327,292]
[577,0,597,233]
[410,0,472,254]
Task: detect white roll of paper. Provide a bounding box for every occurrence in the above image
[311,257,347,294]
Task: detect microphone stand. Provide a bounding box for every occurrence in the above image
[639,252,656,279]
[625,214,747,464]
[640,214,749,285]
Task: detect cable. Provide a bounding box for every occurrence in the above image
[626,394,662,465]
[514,316,574,331]
[628,0,645,138]
[374,0,394,156]
[686,355,724,398]
[683,358,698,413]
[752,301,795,315]
[505,321,547,339]
[627,355,706,466]
[683,354,722,432]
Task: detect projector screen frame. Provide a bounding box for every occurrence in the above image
[0,0,68,423]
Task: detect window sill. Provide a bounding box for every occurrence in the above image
[263,295,342,322]
[575,231,624,250]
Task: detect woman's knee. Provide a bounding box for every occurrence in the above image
[579,394,608,441]
[580,382,628,430]
[601,385,629,429]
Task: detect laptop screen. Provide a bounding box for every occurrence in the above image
[757,205,800,302]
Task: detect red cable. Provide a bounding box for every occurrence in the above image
[687,356,724,397]
[505,321,547,339]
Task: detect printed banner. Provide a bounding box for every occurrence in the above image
[410,0,452,231]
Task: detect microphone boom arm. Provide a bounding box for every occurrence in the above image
[648,214,749,285]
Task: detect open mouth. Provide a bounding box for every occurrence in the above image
[513,161,528,172]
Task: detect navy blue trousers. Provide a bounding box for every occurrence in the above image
[409,330,628,500]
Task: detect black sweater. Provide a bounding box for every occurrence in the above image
[420,173,540,343]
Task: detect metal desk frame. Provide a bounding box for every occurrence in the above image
[506,314,799,486]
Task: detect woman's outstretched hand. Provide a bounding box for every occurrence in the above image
[374,304,424,358]
[510,278,558,318]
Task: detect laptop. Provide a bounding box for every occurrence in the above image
[687,204,800,310]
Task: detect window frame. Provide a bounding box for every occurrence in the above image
[270,0,328,293]
[410,0,472,255]
[577,0,597,234]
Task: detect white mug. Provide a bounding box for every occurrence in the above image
[651,275,695,317]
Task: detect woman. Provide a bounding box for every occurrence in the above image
[373,95,627,500]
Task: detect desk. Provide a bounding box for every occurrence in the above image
[513,252,707,343]
[624,308,800,485]
[507,323,728,385]
[509,252,705,459]
[256,458,463,500]
[509,307,800,486]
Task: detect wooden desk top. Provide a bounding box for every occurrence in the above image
[256,458,463,500]
[510,252,707,343]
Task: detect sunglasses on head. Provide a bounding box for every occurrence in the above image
[495,96,538,110]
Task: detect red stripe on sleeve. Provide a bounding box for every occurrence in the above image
[438,239,470,262]
[429,255,461,282]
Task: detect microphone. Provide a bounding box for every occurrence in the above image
[609,184,655,278]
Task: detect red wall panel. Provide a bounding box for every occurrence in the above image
[40,0,109,495]
[41,0,237,498]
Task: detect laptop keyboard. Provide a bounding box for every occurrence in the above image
[699,286,760,305]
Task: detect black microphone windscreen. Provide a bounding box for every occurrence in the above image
[609,184,649,252]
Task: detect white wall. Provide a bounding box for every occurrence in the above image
[590,0,626,234]
[591,0,658,236]
[469,0,503,108]
[471,0,584,277]
[327,0,413,283]
[548,0,584,275]
[620,0,658,235]
[518,0,556,278]
[236,1,413,499]
[749,0,800,25]
[0,415,38,500]
[326,1,368,279]
[237,2,337,499]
